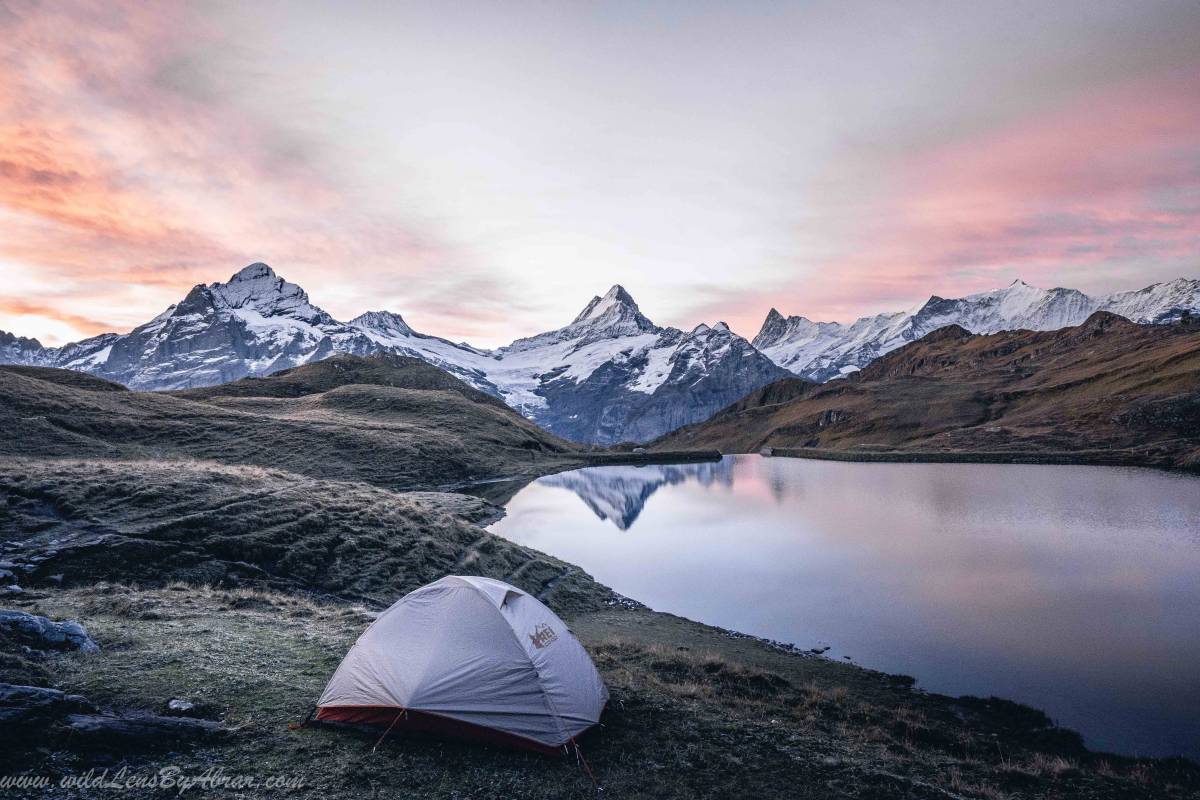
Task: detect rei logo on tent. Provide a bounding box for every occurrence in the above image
[528,623,558,649]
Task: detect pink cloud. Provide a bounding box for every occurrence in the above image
[739,68,1200,331]
[0,0,496,344]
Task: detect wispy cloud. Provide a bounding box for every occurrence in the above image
[738,68,1200,330]
[0,0,503,344]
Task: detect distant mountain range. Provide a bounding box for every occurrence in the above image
[2,263,1197,444]
[0,264,787,444]
[753,278,1200,381]
[660,311,1200,470]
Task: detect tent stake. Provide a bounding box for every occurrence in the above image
[287,704,316,730]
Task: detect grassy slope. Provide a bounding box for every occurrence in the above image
[0,355,581,490]
[656,313,1200,469]
[172,352,506,405]
[0,459,601,609]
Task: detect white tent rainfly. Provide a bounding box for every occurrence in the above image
[316,575,609,753]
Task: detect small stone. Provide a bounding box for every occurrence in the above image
[167,699,195,714]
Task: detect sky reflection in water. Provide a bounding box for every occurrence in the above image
[490,455,1200,759]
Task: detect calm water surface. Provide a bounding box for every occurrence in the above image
[489,455,1200,759]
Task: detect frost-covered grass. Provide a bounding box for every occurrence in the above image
[10,588,1196,800]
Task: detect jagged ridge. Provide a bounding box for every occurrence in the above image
[754,278,1200,381]
[0,266,787,444]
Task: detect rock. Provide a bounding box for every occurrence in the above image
[164,697,222,720]
[0,585,23,596]
[167,698,195,714]
[0,685,224,752]
[0,683,98,728]
[0,609,100,653]
[63,712,225,747]
[0,569,14,584]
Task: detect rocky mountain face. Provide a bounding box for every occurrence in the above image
[1,264,787,445]
[0,330,48,364]
[514,301,791,444]
[754,278,1200,381]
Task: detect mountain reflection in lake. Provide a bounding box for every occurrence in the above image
[537,459,735,529]
[489,455,1200,760]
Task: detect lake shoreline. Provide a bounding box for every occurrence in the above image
[751,445,1200,473]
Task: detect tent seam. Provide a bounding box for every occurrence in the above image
[467,584,573,746]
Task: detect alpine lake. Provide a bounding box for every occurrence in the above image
[487,454,1200,761]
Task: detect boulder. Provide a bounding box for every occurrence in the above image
[0,609,99,653]
[167,698,196,715]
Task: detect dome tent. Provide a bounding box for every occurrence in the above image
[316,575,608,753]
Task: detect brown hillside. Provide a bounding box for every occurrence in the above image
[656,312,1200,470]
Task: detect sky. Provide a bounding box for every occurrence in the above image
[1,0,1198,348]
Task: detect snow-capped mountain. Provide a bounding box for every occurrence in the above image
[754,278,1200,381]
[1,264,787,444]
[20,264,372,389]
[0,330,49,365]
[347,310,502,394]
[481,286,790,443]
